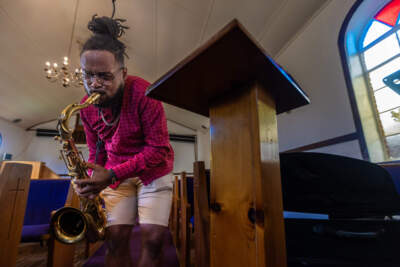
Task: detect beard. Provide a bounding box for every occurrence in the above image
[94,83,124,109]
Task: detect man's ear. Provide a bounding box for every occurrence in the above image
[122,67,128,79]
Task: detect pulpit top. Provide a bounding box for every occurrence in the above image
[146,19,309,116]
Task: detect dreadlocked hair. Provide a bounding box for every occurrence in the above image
[81,15,129,65]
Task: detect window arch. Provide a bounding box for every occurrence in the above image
[340,0,400,162]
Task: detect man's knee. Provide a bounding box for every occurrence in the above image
[141,224,167,259]
[106,225,133,254]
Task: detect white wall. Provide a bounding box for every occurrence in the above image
[170,141,195,173]
[276,0,362,159]
[0,118,34,161]
[22,135,68,174]
[168,120,197,173]
[307,140,362,160]
[196,128,211,170]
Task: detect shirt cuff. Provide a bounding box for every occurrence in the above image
[111,163,132,181]
[109,168,117,184]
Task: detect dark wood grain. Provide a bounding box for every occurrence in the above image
[170,175,180,248]
[179,172,191,267]
[146,19,309,116]
[193,161,210,267]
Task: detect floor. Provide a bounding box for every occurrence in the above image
[16,226,179,267]
[17,241,87,267]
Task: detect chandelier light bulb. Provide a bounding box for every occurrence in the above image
[43,58,82,87]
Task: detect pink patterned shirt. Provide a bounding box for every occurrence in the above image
[80,75,174,188]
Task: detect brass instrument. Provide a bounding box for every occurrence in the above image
[51,93,107,244]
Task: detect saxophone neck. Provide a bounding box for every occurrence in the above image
[58,93,101,139]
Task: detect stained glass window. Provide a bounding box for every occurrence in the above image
[361,0,400,159]
[374,0,400,26]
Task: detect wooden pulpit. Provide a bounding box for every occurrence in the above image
[147,19,309,267]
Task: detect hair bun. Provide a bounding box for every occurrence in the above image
[87,15,128,39]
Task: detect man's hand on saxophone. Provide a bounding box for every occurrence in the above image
[74,162,115,199]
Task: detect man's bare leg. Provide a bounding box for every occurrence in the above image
[105,225,133,267]
[138,224,168,267]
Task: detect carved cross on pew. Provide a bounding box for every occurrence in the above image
[0,163,33,267]
[147,19,309,267]
[4,177,26,239]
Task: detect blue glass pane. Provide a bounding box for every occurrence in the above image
[363,20,392,47]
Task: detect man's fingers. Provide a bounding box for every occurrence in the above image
[86,162,103,171]
[74,178,93,186]
[77,191,97,198]
[75,184,96,195]
[85,162,96,169]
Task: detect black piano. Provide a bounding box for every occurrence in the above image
[281,152,400,267]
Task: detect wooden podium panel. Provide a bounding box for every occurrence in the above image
[147,19,309,267]
[0,162,32,267]
[209,83,285,267]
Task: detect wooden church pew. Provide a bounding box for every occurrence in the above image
[170,164,211,267]
[0,160,83,267]
[170,172,191,267]
[0,162,33,267]
[170,175,180,247]
[179,172,191,267]
[5,161,60,179]
[193,161,210,267]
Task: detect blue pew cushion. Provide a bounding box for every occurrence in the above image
[21,179,70,242]
[21,224,50,242]
[23,179,71,225]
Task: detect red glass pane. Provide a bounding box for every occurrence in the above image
[374,0,400,27]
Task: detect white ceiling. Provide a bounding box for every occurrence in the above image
[0,0,328,132]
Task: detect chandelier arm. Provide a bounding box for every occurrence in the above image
[111,0,116,18]
[68,0,80,59]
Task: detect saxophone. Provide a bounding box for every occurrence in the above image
[51,93,107,244]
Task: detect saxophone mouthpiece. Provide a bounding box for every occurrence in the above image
[90,92,102,104]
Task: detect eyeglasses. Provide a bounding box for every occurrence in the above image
[82,67,125,84]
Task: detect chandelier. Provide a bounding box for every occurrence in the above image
[43,0,82,88]
[44,57,83,87]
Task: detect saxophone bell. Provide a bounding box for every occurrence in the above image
[51,207,87,244]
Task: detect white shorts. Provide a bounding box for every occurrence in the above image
[100,173,173,227]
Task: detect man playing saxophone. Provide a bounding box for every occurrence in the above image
[73,15,174,267]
